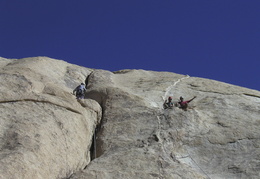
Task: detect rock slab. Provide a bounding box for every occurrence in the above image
[0,57,101,179]
[0,57,259,179]
[74,69,260,179]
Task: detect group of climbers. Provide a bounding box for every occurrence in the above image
[164,96,196,111]
[72,83,196,111]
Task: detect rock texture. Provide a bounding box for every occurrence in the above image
[0,57,101,178]
[0,57,259,179]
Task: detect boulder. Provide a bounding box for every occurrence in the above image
[0,57,259,179]
[0,57,101,178]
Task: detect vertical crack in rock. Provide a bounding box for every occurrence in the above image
[85,71,93,88]
[90,128,97,161]
[85,72,106,161]
[90,120,104,161]
[85,72,99,161]
[89,99,107,160]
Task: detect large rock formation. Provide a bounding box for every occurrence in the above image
[0,57,259,179]
[0,57,101,178]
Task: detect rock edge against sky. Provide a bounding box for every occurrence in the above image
[0,57,259,179]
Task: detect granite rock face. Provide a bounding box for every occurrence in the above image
[0,57,101,179]
[0,57,259,179]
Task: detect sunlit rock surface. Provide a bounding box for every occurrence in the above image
[0,57,101,178]
[0,57,259,179]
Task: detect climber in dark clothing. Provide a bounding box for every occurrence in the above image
[163,96,174,109]
[73,83,86,99]
[178,96,196,110]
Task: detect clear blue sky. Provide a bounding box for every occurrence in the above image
[1,0,259,90]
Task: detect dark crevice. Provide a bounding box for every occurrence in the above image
[86,71,106,161]
[90,109,105,161]
[85,71,94,88]
[228,165,244,174]
[243,93,260,98]
[227,137,256,144]
[0,99,82,115]
[90,128,97,161]
[216,121,229,128]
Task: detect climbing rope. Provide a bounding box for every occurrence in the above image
[93,128,97,159]
[155,75,211,178]
[185,148,211,179]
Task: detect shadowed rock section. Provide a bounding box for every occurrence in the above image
[0,57,259,179]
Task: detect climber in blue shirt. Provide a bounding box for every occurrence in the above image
[73,83,86,99]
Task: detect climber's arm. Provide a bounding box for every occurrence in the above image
[187,96,196,103]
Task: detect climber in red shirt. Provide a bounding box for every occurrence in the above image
[178,96,196,110]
